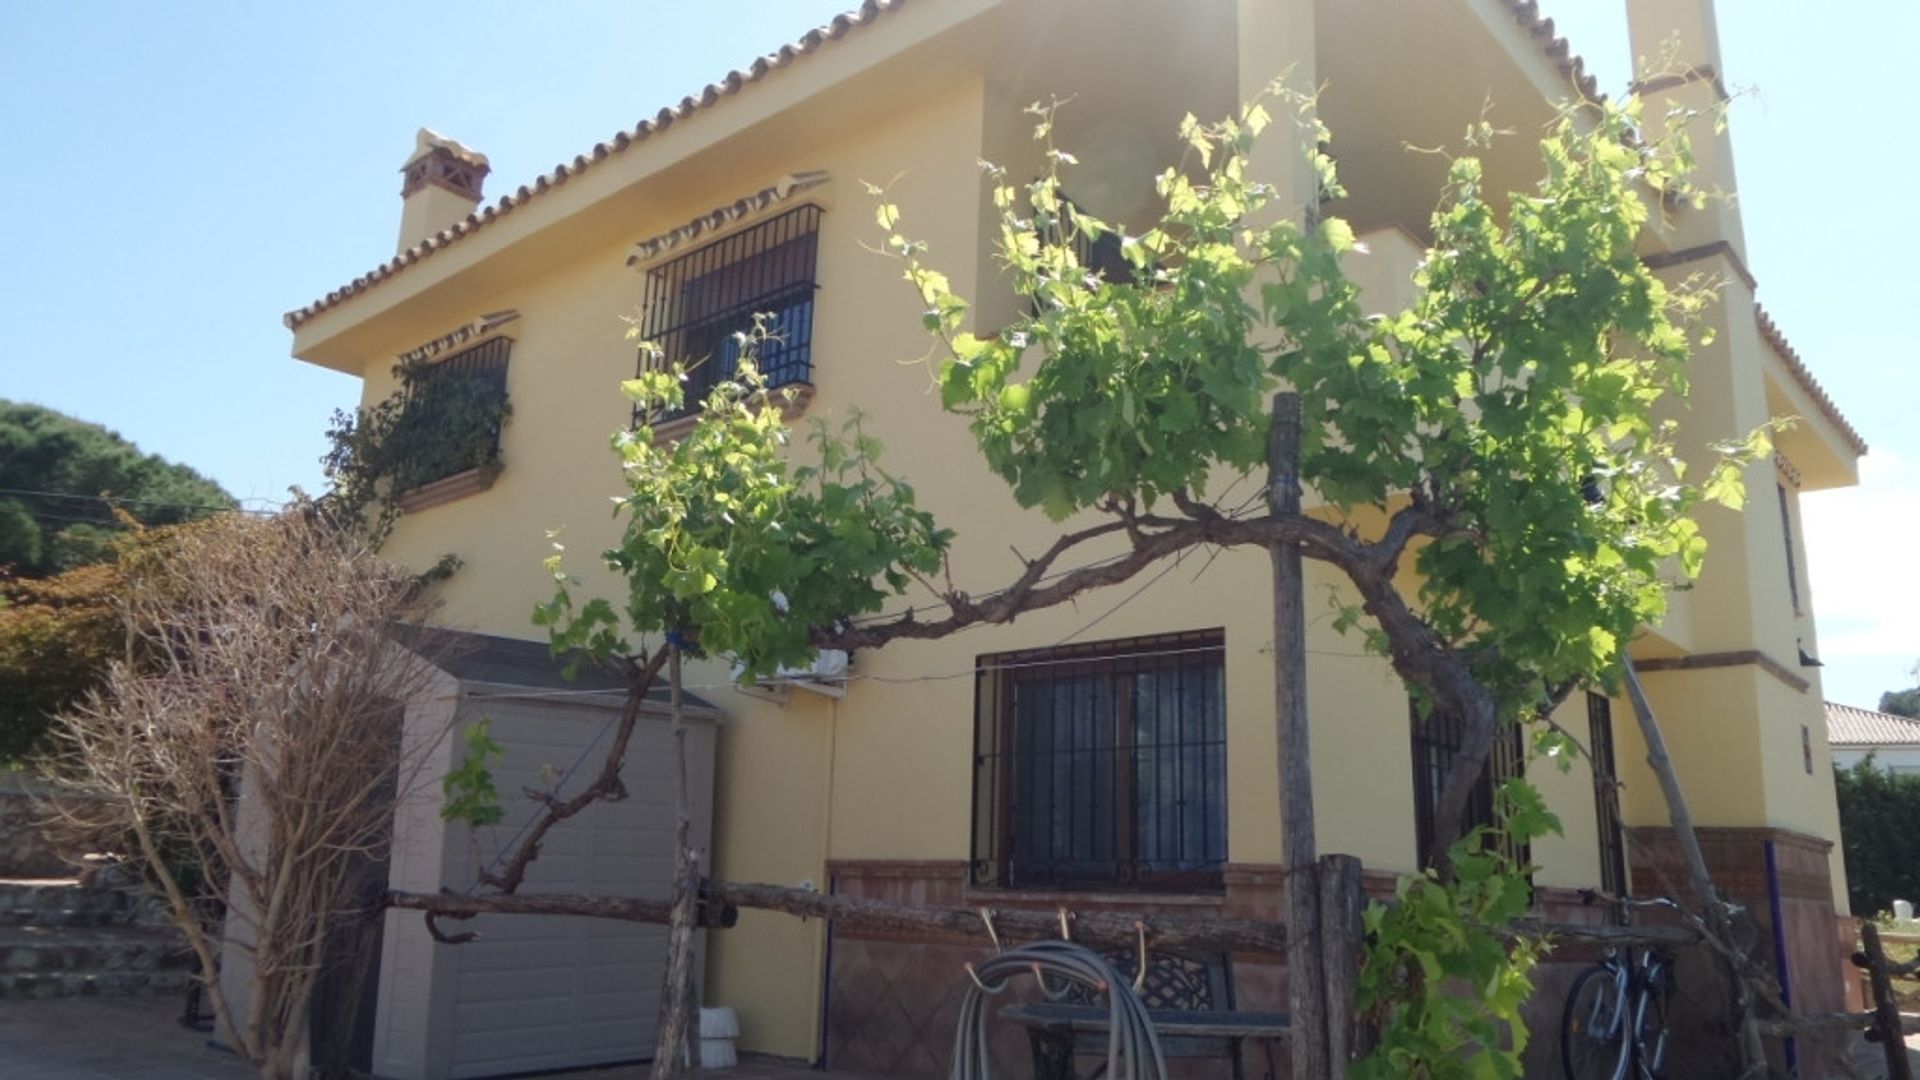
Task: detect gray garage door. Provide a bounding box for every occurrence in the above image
[434,689,716,1079]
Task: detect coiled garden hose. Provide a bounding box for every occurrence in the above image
[948,939,1168,1080]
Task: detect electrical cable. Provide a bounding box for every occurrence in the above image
[0,487,265,515]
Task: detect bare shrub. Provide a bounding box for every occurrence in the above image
[50,509,447,1079]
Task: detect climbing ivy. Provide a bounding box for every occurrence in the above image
[322,358,512,546]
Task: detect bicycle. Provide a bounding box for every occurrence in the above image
[1561,893,1680,1080]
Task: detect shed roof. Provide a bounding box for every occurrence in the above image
[401,625,719,711]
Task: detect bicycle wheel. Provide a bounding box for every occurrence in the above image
[1631,968,1672,1078]
[1562,965,1631,1080]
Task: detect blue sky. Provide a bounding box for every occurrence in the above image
[1,1,1912,707]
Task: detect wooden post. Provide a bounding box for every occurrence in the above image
[652,648,701,1079]
[1318,853,1365,1076]
[1620,655,1768,1077]
[1269,391,1329,1079]
[1859,921,1915,1080]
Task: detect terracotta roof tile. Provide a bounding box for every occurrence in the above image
[1827,701,1920,746]
[282,0,912,331]
[1755,304,1868,457]
[285,0,1612,333]
[1499,0,1603,104]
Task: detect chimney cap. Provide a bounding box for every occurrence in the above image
[402,128,489,172]
[399,128,489,203]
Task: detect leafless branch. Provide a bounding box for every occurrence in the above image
[49,510,449,1079]
[477,648,670,893]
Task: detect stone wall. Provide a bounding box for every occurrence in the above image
[0,774,108,878]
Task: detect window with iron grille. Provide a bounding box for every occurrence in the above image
[1587,691,1628,896]
[971,630,1227,892]
[633,205,821,423]
[1409,701,1527,869]
[1777,482,1802,615]
[395,336,510,490]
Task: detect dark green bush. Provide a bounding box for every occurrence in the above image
[1835,758,1920,917]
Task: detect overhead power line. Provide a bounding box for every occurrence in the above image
[0,488,272,517]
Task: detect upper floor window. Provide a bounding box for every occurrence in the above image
[393,336,511,493]
[1409,700,1526,870]
[1587,691,1627,897]
[1777,481,1802,615]
[971,630,1227,892]
[634,204,821,424]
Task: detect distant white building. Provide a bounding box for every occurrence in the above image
[1827,702,1920,774]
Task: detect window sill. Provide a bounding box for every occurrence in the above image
[961,885,1226,907]
[648,381,816,442]
[395,463,502,513]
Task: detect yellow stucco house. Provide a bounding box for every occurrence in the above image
[283,0,1866,1076]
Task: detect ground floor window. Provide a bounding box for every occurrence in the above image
[1409,700,1527,869]
[1588,691,1628,896]
[970,629,1227,892]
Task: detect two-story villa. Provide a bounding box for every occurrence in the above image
[281,1,1866,1076]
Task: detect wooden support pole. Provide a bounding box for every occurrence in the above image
[391,883,1705,955]
[1858,921,1915,1080]
[1318,853,1364,1075]
[1270,391,1330,1080]
[391,882,1293,957]
[1621,654,1770,1076]
[652,647,701,1079]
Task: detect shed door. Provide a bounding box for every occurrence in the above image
[439,696,716,1079]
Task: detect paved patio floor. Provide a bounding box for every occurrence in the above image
[0,994,881,1080]
[0,995,253,1080]
[14,992,1920,1078]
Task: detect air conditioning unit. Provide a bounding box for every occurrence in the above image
[733,649,850,700]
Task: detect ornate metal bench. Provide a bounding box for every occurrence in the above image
[999,950,1288,1080]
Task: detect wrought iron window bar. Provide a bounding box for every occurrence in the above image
[1409,699,1529,870]
[971,629,1228,893]
[400,335,510,488]
[633,204,822,424]
[1588,691,1628,898]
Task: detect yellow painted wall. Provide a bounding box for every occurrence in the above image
[1530,695,1605,891]
[292,0,1860,1058]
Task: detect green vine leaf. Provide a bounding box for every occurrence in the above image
[441,718,506,829]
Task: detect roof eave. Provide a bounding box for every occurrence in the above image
[283,0,1009,346]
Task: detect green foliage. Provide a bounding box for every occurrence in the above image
[322,359,512,545]
[441,719,507,828]
[882,87,1748,710]
[1353,778,1562,1080]
[0,400,234,576]
[1834,758,1920,917]
[874,84,1743,1074]
[0,519,224,763]
[537,341,952,677]
[556,82,1743,1076]
[1880,679,1920,720]
[0,563,120,762]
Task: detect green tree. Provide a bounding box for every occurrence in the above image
[0,562,119,762]
[0,401,234,575]
[515,85,1754,1078]
[1880,667,1920,719]
[0,520,224,763]
[1834,758,1920,916]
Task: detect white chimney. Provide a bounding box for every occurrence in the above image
[396,128,489,255]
